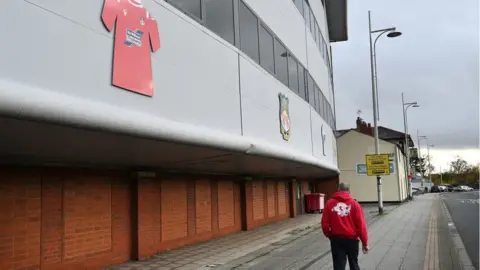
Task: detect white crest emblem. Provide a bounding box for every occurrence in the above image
[123,9,127,16]
[332,202,351,217]
[140,17,145,25]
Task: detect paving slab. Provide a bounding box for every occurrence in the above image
[107,213,324,270]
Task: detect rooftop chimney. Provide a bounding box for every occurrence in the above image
[356,118,374,137]
[356,117,362,129]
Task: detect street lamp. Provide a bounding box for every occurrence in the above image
[417,132,428,187]
[427,144,435,183]
[402,93,419,200]
[368,10,402,214]
[372,26,402,121]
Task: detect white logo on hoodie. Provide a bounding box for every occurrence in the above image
[332,202,351,217]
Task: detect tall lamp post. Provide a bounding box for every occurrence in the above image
[427,144,434,183]
[417,132,428,188]
[402,93,419,199]
[368,11,402,214]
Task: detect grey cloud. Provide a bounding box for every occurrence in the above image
[332,0,479,149]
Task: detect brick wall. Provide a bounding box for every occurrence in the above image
[162,179,188,242]
[0,168,132,270]
[266,181,276,218]
[63,177,112,261]
[252,180,265,221]
[277,182,287,215]
[245,179,291,230]
[136,175,242,259]
[217,180,235,229]
[315,176,339,200]
[137,178,160,259]
[0,168,297,269]
[0,170,41,270]
[194,179,211,234]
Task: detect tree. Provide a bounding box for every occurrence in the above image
[410,154,434,178]
[437,157,480,186]
[449,156,470,174]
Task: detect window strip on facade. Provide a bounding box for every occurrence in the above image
[288,54,299,93]
[274,39,289,86]
[168,0,202,20]
[204,0,235,45]
[167,0,336,129]
[259,24,275,74]
[307,74,315,108]
[239,1,260,63]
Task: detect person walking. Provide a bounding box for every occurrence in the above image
[321,182,369,270]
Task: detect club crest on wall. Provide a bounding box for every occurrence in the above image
[278,93,291,141]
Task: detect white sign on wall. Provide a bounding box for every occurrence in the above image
[356,162,396,176]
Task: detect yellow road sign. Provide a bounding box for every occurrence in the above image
[365,154,391,176]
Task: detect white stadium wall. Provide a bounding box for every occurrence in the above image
[0,0,338,170]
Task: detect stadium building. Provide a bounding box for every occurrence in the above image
[0,0,347,268]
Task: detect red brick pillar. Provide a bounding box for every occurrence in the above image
[136,177,161,260]
[244,181,254,230]
[289,181,297,218]
[315,176,339,201]
[41,177,63,268]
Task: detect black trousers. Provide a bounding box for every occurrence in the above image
[330,237,360,270]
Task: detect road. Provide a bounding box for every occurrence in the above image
[441,191,479,270]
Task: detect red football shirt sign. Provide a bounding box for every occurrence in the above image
[102,0,160,97]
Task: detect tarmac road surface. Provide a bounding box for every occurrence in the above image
[441,190,479,270]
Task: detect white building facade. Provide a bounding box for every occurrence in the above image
[0,0,343,177]
[0,0,347,268]
[337,130,409,203]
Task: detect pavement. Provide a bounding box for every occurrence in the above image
[441,191,479,270]
[107,194,474,270]
[106,204,393,270]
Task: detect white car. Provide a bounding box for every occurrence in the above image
[453,185,474,192]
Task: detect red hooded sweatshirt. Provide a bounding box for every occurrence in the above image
[321,191,368,247]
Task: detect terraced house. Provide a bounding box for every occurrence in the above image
[0,0,347,268]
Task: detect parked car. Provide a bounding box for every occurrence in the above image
[431,185,447,193]
[453,185,474,192]
[411,177,434,193]
[442,184,454,192]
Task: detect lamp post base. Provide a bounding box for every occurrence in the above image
[377,176,384,215]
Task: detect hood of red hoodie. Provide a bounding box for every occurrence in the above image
[331,191,354,203]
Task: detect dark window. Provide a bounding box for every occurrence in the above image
[316,23,321,45]
[259,25,275,74]
[288,54,299,93]
[323,95,328,120]
[169,0,202,20]
[298,65,307,100]
[329,105,333,127]
[307,74,315,107]
[205,0,235,45]
[239,1,259,63]
[326,103,330,125]
[315,86,321,113]
[329,105,334,128]
[309,9,315,32]
[318,29,323,51]
[319,35,324,57]
[303,3,310,29]
[274,39,289,86]
[317,89,324,118]
[294,0,303,15]
[323,44,328,61]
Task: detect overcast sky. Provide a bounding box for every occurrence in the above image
[332,0,480,169]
